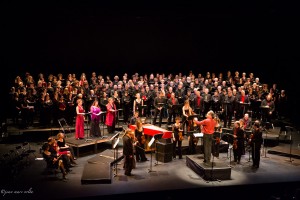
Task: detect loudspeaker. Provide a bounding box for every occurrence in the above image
[156,152,172,163]
[156,142,173,154]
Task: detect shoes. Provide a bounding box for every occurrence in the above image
[179,157,183,159]
[68,164,74,168]
[125,173,134,176]
[141,159,149,162]
[73,157,77,160]
[66,169,72,173]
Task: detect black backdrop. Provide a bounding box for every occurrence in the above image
[1,1,299,123]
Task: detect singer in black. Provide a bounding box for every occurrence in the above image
[152,91,166,127]
[221,89,236,128]
[249,120,263,169]
[232,121,245,164]
[167,92,179,125]
[123,129,135,176]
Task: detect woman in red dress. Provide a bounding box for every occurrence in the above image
[75,98,85,139]
[105,97,117,134]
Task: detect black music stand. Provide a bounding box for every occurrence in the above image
[99,111,106,137]
[193,132,203,154]
[260,106,270,122]
[148,136,156,173]
[245,130,252,162]
[111,132,120,177]
[239,102,250,117]
[85,112,93,142]
[171,104,181,115]
[285,126,294,163]
[223,101,231,116]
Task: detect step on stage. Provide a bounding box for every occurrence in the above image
[186,155,231,181]
[81,149,124,184]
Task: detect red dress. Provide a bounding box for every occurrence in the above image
[105,103,116,127]
[75,105,85,139]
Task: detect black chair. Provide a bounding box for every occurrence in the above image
[22,142,36,158]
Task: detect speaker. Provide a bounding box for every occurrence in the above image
[156,152,172,163]
[156,142,173,154]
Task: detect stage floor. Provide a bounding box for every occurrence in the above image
[1,139,300,200]
[1,118,300,200]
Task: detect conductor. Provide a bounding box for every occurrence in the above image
[193,110,216,165]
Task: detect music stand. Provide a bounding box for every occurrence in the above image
[285,126,294,163]
[223,101,231,116]
[111,133,120,177]
[85,112,93,142]
[171,104,181,114]
[245,130,252,162]
[260,106,269,122]
[99,111,106,137]
[193,132,203,154]
[148,136,156,173]
[239,102,250,117]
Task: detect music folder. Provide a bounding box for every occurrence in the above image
[110,132,120,141]
[188,115,199,120]
[148,136,155,147]
[112,138,120,149]
[193,133,203,138]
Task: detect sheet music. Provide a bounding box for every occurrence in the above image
[148,136,155,147]
[193,133,203,138]
[112,138,119,149]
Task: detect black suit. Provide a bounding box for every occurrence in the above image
[123,134,134,175]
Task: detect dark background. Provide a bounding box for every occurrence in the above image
[1,1,299,123]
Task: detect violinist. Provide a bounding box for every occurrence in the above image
[212,116,222,159]
[134,120,148,162]
[232,121,245,164]
[249,120,263,169]
[188,117,200,155]
[172,117,183,159]
[182,99,194,135]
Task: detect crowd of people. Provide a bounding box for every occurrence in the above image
[8,70,289,173]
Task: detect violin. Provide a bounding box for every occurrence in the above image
[179,131,184,141]
[141,135,146,144]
